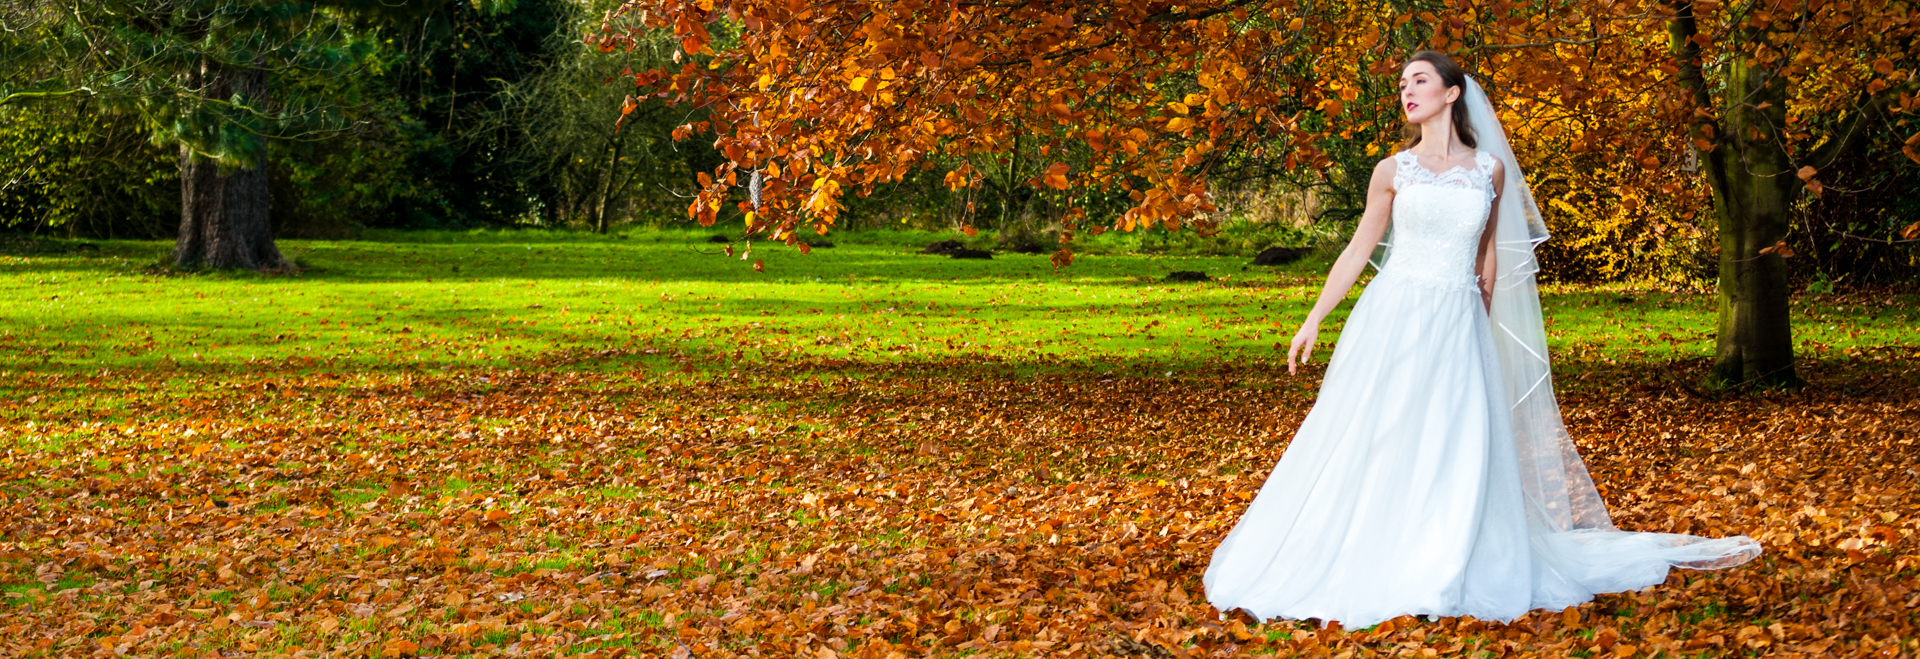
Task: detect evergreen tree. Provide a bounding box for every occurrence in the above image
[0,0,508,269]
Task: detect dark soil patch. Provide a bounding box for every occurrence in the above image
[1251,246,1310,266]
[998,238,1049,254]
[922,240,966,255]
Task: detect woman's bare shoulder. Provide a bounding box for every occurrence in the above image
[1370,153,1402,189]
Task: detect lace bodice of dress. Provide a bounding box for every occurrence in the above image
[1381,149,1498,291]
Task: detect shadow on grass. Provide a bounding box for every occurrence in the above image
[7,336,1914,411]
[0,235,1302,286]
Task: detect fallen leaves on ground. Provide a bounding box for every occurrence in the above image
[1,354,1916,657]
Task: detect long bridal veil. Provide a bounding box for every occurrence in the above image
[1399,77,1761,605]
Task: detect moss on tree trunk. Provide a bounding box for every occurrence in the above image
[1701,57,1801,387]
[1672,2,1802,388]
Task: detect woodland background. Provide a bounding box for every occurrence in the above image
[1,0,1915,288]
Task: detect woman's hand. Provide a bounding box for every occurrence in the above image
[1288,324,1320,375]
[1288,156,1396,376]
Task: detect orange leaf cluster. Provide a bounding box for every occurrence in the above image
[602,0,1920,271]
[609,0,1389,247]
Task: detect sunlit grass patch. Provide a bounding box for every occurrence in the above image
[5,229,1910,387]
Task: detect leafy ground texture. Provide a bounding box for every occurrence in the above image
[2,230,1918,658]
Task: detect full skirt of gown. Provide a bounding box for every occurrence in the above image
[1203,273,1535,627]
[1203,269,1761,627]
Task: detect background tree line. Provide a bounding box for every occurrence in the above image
[0,0,717,244]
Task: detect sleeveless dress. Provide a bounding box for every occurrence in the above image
[1202,150,1538,626]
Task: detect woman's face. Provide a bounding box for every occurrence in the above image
[1399,60,1459,124]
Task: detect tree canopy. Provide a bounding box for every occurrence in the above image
[609,0,1919,384]
[608,0,1917,243]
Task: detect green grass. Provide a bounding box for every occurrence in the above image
[0,228,1912,382]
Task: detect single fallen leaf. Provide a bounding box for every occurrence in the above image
[383,638,420,656]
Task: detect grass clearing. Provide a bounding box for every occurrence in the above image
[2,229,1911,384]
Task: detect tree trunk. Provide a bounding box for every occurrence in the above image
[1670,3,1800,388]
[593,132,627,234]
[1702,53,1800,387]
[174,61,285,271]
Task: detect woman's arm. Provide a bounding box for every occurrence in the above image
[1473,159,1507,312]
[1289,158,1398,375]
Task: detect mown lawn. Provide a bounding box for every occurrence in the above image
[2,229,1910,375]
[1,230,1915,658]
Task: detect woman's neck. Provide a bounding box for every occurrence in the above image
[1414,114,1465,158]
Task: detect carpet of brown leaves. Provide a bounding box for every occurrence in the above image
[2,354,1917,658]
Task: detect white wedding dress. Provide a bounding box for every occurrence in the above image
[1203,149,1761,628]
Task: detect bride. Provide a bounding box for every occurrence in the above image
[1203,51,1760,627]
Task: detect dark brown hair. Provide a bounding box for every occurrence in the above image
[1400,51,1477,151]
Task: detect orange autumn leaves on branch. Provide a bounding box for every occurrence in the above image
[598,0,1391,255]
[597,0,1920,267]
